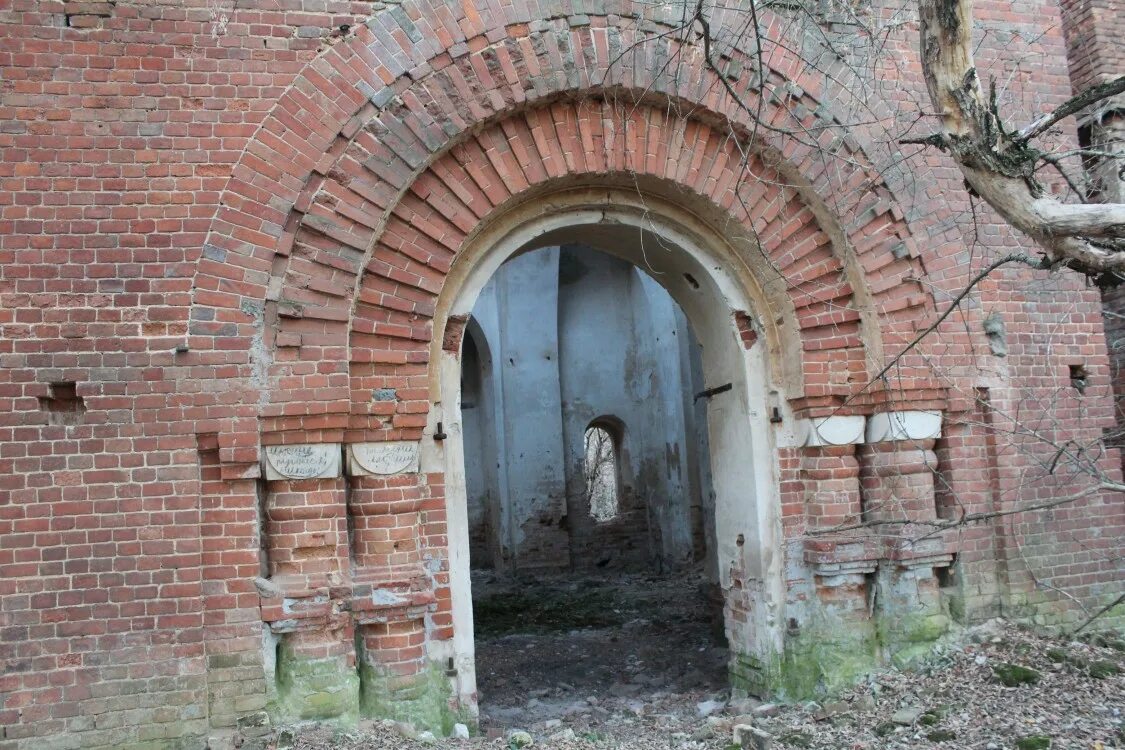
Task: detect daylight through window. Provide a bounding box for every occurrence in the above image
[584,424,620,521]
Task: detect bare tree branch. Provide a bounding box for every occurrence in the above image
[1072,592,1125,635]
[812,481,1125,535]
[850,252,1041,406]
[916,0,1125,278]
[1017,76,1125,144]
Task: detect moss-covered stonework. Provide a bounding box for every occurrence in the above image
[731,592,950,699]
[777,620,879,699]
[730,617,879,700]
[871,566,952,669]
[357,660,469,736]
[266,640,470,737]
[269,643,359,724]
[879,610,951,669]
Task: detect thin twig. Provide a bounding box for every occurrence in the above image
[1072,592,1125,635]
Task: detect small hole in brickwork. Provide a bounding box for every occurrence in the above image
[864,571,878,613]
[933,438,955,521]
[274,641,283,691]
[935,560,956,589]
[39,382,85,426]
[1069,364,1088,394]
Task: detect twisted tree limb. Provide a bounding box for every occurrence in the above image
[915,0,1125,280]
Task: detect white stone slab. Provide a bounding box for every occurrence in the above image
[864,410,942,443]
[348,441,421,476]
[263,443,341,480]
[798,415,866,447]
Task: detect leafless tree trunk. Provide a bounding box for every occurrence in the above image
[915,0,1125,281]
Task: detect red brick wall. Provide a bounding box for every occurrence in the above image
[1,0,1122,747]
[1059,0,1125,91]
[1060,0,1125,471]
[0,2,377,746]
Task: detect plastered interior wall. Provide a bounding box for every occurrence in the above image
[461,245,713,573]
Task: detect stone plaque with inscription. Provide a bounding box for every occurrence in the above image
[347,442,420,476]
[263,443,342,480]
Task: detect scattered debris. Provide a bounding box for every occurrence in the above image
[890,706,923,725]
[288,597,1124,750]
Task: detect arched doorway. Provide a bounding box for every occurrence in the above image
[432,188,788,718]
[189,13,945,729]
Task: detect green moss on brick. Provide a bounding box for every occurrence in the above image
[731,617,879,701]
[878,611,950,669]
[730,593,951,700]
[270,644,359,724]
[357,660,470,736]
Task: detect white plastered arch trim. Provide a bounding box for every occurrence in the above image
[428,185,801,396]
[418,186,795,712]
[793,410,944,447]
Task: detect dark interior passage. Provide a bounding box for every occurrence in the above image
[461,244,728,730]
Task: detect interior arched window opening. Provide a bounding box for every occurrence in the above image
[584,421,622,522]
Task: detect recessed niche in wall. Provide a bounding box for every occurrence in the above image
[38,382,86,426]
[935,560,957,589]
[1069,364,1088,394]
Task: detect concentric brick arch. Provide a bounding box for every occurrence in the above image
[183,2,969,727]
[191,1,945,456]
[338,101,871,431]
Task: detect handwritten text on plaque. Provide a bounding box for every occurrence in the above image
[264,443,341,480]
[348,442,420,476]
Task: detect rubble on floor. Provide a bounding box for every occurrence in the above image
[288,575,1123,750]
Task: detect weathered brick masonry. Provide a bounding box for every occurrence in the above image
[1058,0,1125,450]
[1,0,1123,748]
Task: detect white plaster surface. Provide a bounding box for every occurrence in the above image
[865,410,942,442]
[461,245,709,569]
[798,415,866,447]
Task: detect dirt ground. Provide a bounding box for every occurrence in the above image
[471,571,729,731]
[290,572,1124,750]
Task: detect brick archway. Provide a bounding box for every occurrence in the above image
[190,5,945,458]
[189,1,950,730]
